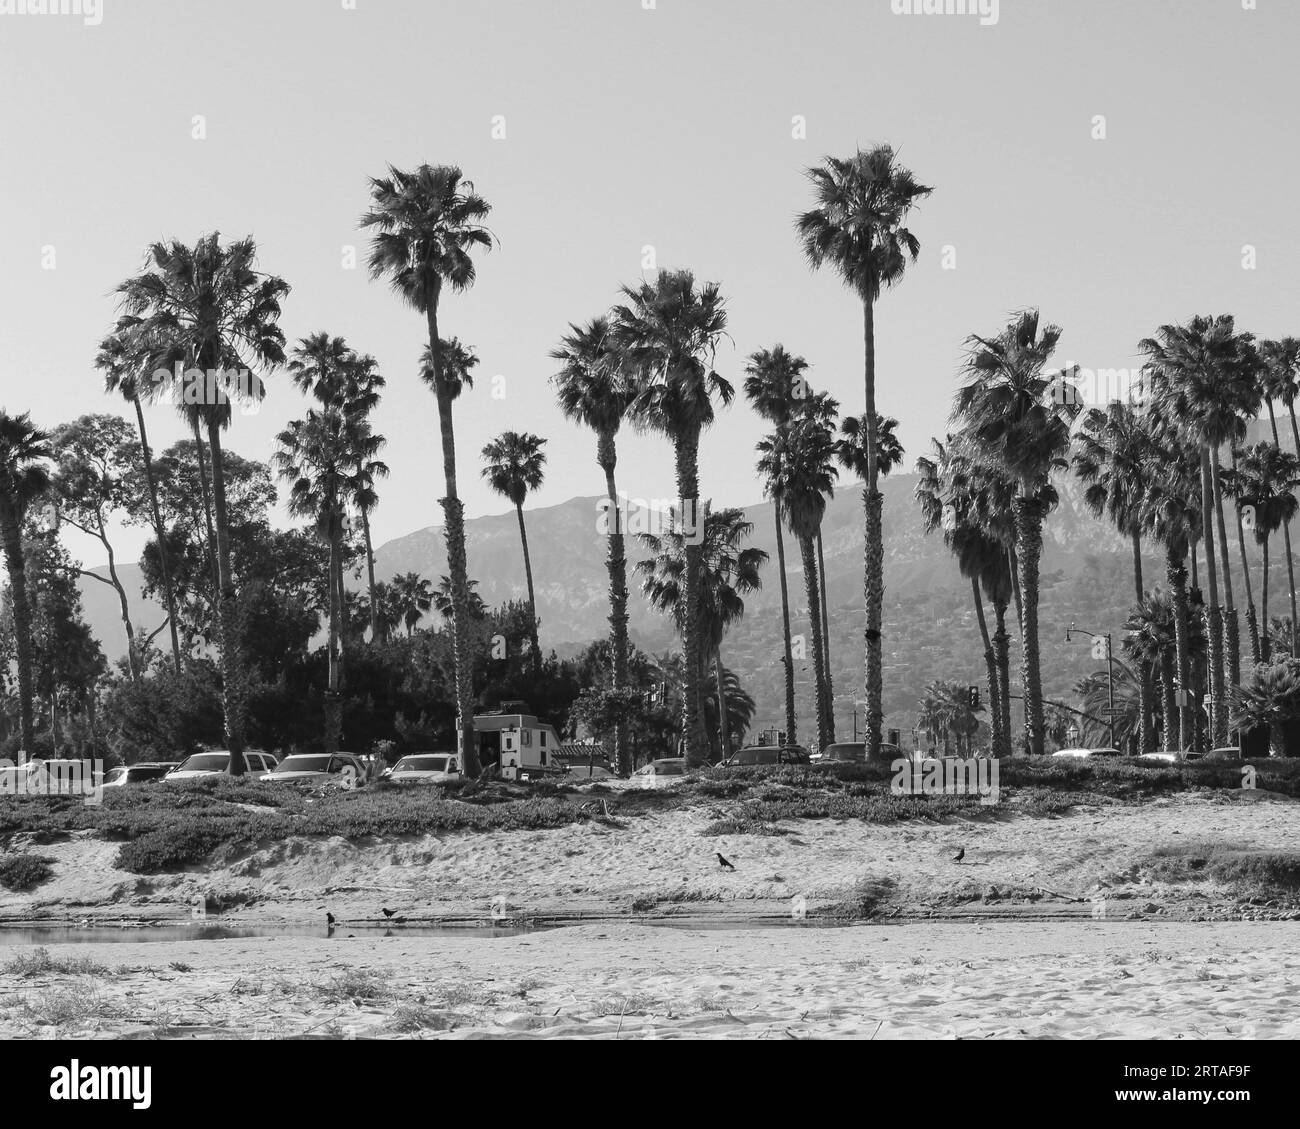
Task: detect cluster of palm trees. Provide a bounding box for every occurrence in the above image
[919,309,1300,757]
[916,680,984,757]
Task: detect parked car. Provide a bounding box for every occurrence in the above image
[103,762,180,788]
[260,753,366,787]
[166,751,278,780]
[719,745,811,769]
[0,759,101,795]
[383,753,462,785]
[566,763,617,781]
[812,741,908,765]
[632,757,688,789]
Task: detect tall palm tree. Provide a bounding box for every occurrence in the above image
[95,321,182,673]
[552,316,636,773]
[953,311,1079,756]
[361,163,494,777]
[1137,425,1204,752]
[611,269,733,767]
[1258,337,1300,657]
[915,436,1012,758]
[743,345,811,747]
[757,417,839,752]
[0,412,51,758]
[481,431,547,666]
[432,575,487,624]
[1142,316,1259,745]
[636,507,766,762]
[273,407,365,752]
[1225,443,1300,662]
[796,145,931,757]
[1073,401,1159,751]
[116,234,289,775]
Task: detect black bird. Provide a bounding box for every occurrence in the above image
[716,853,736,871]
[953,848,965,863]
[381,908,396,919]
[326,911,336,926]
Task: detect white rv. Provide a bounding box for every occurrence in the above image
[473,711,564,782]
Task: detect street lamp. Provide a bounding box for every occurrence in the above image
[1065,621,1116,751]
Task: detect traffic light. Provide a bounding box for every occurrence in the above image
[968,685,980,710]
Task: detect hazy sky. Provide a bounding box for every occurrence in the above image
[2,0,1297,568]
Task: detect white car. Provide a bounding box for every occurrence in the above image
[260,753,366,787]
[632,757,688,789]
[166,750,278,780]
[1051,747,1120,759]
[383,753,462,785]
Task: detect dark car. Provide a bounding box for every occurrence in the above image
[815,741,906,765]
[719,745,811,769]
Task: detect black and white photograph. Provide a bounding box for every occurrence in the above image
[0,0,1295,1105]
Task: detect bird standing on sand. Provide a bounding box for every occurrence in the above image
[381,908,396,919]
[717,853,736,871]
[952,848,965,863]
[326,911,336,926]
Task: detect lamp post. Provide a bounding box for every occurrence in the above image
[1065,621,1115,751]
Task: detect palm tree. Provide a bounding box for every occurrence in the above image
[1124,591,1178,752]
[1142,316,1260,745]
[391,572,435,635]
[743,345,811,747]
[95,321,183,673]
[1258,338,1300,657]
[915,436,1011,758]
[361,163,494,777]
[0,412,51,758]
[116,234,289,775]
[796,144,931,758]
[273,407,364,751]
[757,417,838,752]
[552,316,636,773]
[611,269,733,767]
[1230,659,1300,757]
[1137,425,1204,752]
[798,390,842,737]
[953,310,1079,756]
[701,665,757,753]
[432,575,486,624]
[481,431,547,666]
[1073,401,1159,751]
[636,507,766,761]
[1225,443,1300,662]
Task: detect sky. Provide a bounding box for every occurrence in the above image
[2,0,1298,569]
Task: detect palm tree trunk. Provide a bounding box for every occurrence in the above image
[426,304,480,777]
[1131,529,1153,754]
[993,599,1012,759]
[1014,495,1045,756]
[0,503,36,758]
[1008,545,1024,635]
[861,299,884,758]
[599,435,632,775]
[360,506,379,643]
[773,499,796,746]
[514,501,542,667]
[205,422,249,774]
[1210,452,1241,690]
[1160,651,1176,752]
[1200,450,1227,746]
[715,644,732,760]
[673,427,709,766]
[191,418,221,604]
[324,522,342,753]
[816,527,834,741]
[800,534,832,753]
[1166,546,1194,752]
[1266,402,1298,658]
[971,575,1000,758]
[1224,449,1261,667]
[133,395,181,673]
[1260,531,1271,663]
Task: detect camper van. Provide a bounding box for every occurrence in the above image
[473,707,564,782]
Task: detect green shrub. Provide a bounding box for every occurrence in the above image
[0,853,55,891]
